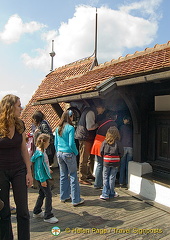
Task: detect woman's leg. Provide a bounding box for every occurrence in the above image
[119,148,127,185]
[94,155,103,188]
[65,153,81,204]
[11,167,30,240]
[125,147,133,185]
[109,167,118,197]
[102,166,110,199]
[0,170,13,240]
[57,152,70,201]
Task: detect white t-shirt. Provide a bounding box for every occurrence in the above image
[86,110,98,130]
[37,147,50,172]
[44,150,50,172]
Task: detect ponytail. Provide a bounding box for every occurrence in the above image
[58,110,73,136]
[36,133,50,151]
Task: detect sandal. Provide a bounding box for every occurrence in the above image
[79,180,92,185]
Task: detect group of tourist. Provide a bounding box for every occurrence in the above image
[0,94,133,240]
[75,101,133,199]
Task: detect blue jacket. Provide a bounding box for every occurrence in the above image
[31,150,52,182]
[54,124,78,156]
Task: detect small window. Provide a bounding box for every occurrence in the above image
[155,95,170,111]
[157,125,170,162]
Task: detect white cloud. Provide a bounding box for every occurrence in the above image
[119,0,162,20]
[0,14,46,44]
[0,90,17,98]
[0,90,27,106]
[21,0,161,70]
[97,6,158,59]
[0,84,43,107]
[22,49,51,72]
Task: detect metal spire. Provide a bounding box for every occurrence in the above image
[49,40,55,71]
[94,8,98,62]
[90,8,98,70]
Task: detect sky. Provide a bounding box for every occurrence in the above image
[0,0,170,106]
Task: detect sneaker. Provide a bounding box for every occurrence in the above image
[100,195,109,200]
[44,216,59,224]
[79,180,92,185]
[73,198,84,206]
[33,211,44,218]
[114,192,119,197]
[60,197,71,203]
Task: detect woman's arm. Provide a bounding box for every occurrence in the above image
[21,132,33,187]
[54,130,58,152]
[86,111,98,130]
[117,141,124,158]
[68,127,78,155]
[100,141,105,157]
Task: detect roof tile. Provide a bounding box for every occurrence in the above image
[21,56,95,133]
[21,42,170,133]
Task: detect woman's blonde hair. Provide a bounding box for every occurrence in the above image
[105,126,120,145]
[0,94,24,137]
[36,133,50,152]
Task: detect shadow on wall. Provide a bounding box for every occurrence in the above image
[140,177,156,202]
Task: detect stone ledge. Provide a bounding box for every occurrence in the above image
[142,172,170,189]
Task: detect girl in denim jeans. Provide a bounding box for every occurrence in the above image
[55,110,84,206]
[100,126,124,200]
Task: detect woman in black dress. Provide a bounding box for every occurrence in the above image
[0,94,33,240]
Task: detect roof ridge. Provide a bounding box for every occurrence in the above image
[54,56,95,71]
[96,40,170,69]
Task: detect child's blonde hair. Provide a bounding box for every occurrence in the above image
[105,126,120,145]
[36,133,50,151]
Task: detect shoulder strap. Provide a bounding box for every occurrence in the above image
[98,120,114,130]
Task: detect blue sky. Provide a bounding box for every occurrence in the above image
[0,0,169,106]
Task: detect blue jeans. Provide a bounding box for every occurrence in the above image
[57,152,81,205]
[94,155,103,188]
[33,180,54,220]
[0,167,30,240]
[102,166,118,198]
[119,147,133,185]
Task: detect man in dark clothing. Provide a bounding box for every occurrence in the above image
[119,115,133,188]
[75,103,105,185]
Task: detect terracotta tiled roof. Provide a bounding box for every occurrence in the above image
[37,41,170,101]
[21,56,95,133]
[21,42,170,133]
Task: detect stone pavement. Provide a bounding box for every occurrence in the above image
[11,167,170,240]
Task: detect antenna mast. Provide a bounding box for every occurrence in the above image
[49,40,55,71]
[94,8,98,62]
[90,8,98,70]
